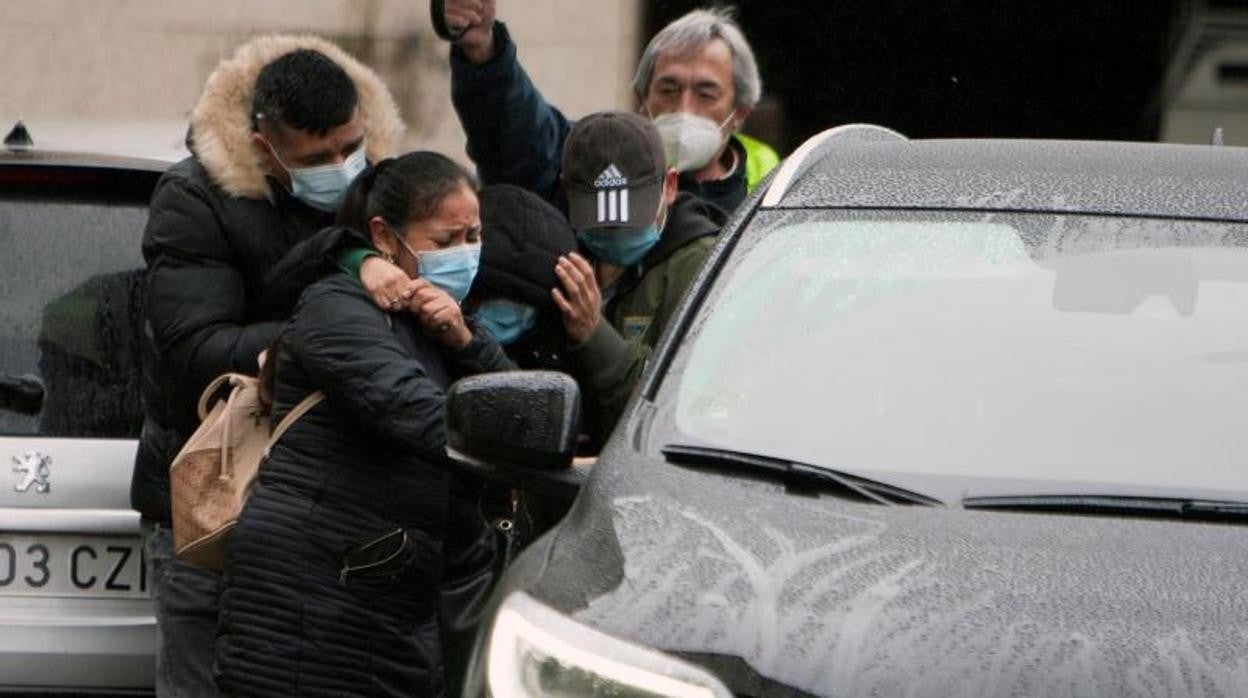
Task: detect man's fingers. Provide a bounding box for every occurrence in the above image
[410,285,446,308]
[447,11,482,28]
[553,264,580,300]
[406,295,434,315]
[425,305,460,327]
[420,296,454,319]
[444,3,483,28]
[551,288,576,316]
[445,0,484,14]
[567,252,596,277]
[555,258,590,300]
[416,292,463,324]
[421,304,466,338]
[561,255,597,296]
[398,279,422,300]
[565,254,601,305]
[413,287,442,302]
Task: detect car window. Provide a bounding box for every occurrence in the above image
[654,209,1248,497]
[0,172,151,438]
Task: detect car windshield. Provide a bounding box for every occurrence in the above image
[653,209,1248,501]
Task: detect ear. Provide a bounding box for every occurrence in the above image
[730,105,753,132]
[251,131,283,181]
[369,216,397,258]
[662,168,679,205]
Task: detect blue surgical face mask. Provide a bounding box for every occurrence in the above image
[578,204,666,267]
[473,299,538,346]
[273,142,368,212]
[392,230,481,303]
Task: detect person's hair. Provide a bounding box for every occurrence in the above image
[336,151,479,233]
[632,7,762,110]
[251,49,358,136]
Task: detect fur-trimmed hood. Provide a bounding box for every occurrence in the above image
[189,34,405,200]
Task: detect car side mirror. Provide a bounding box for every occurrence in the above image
[445,371,587,497]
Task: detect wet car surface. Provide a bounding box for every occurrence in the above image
[452,127,1248,697]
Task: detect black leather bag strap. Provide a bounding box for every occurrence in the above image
[439,517,515,696]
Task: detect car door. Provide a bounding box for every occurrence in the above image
[0,159,161,692]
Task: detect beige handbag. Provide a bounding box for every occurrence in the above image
[169,372,324,571]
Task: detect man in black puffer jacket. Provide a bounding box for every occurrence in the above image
[134,36,408,696]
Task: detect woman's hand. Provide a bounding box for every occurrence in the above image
[408,279,473,350]
[552,253,602,346]
[361,256,418,313]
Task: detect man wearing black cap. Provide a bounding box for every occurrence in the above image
[552,111,726,436]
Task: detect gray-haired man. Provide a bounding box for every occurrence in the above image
[441,1,780,215]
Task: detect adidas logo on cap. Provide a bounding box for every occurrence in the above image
[594,165,629,223]
[594,165,628,189]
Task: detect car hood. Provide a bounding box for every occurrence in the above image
[518,450,1248,697]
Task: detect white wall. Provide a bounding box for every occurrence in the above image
[1,0,642,162]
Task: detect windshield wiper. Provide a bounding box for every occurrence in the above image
[962,495,1248,523]
[661,443,940,506]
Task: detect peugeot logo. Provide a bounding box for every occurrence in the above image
[12,451,51,494]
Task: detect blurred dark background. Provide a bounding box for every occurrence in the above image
[645,0,1248,153]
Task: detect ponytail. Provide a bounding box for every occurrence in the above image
[335,158,395,232]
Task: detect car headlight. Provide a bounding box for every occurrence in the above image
[486,591,732,697]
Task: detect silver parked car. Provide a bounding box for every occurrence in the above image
[0,120,174,695]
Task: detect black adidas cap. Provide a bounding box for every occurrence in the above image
[562,110,666,232]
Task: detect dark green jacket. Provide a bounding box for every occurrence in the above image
[572,193,725,436]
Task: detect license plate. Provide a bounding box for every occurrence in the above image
[0,534,147,599]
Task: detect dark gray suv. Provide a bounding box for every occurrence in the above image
[448,125,1248,697]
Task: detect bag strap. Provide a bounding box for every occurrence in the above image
[263,391,326,459]
[197,373,249,421]
[217,382,244,480]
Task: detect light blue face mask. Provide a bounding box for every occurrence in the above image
[473,299,538,346]
[278,143,368,212]
[577,224,661,267]
[392,230,482,303]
